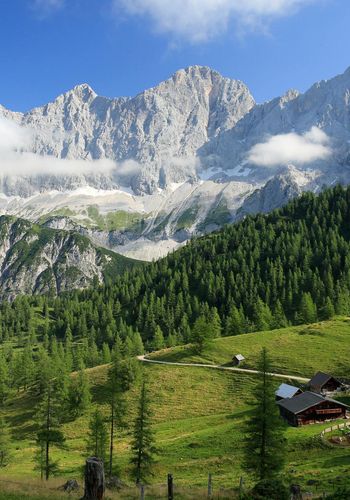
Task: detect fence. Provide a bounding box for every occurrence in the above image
[320,421,350,437]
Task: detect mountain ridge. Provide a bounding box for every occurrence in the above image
[0,64,350,260]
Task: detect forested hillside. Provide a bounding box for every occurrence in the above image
[1,185,350,362]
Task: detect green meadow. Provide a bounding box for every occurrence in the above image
[1,319,350,498]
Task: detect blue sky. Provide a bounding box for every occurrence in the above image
[0,0,349,111]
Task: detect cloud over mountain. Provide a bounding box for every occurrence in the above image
[247,127,332,167]
[0,117,116,177]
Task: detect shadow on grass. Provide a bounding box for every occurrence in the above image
[225,409,251,421]
[321,453,350,469]
[153,346,199,363]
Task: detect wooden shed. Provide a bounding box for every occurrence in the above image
[232,354,245,366]
[308,372,343,394]
[277,391,348,426]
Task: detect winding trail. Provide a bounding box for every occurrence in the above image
[137,355,309,383]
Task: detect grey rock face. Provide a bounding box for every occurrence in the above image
[0,66,255,195]
[1,65,350,262]
[0,215,135,299]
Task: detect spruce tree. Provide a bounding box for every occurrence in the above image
[130,380,156,484]
[299,292,317,324]
[191,316,212,353]
[0,354,10,406]
[152,326,165,351]
[107,352,129,478]
[225,305,244,336]
[68,369,91,418]
[35,381,65,480]
[244,348,286,480]
[0,417,11,467]
[86,409,108,464]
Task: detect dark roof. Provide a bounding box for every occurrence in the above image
[308,372,340,388]
[275,383,301,399]
[277,391,348,415]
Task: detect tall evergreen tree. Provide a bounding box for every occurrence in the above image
[130,380,157,484]
[0,417,11,467]
[86,409,108,464]
[191,315,213,353]
[299,292,317,324]
[107,352,131,478]
[35,381,65,480]
[244,348,286,480]
[68,369,91,418]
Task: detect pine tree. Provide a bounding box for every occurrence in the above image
[0,354,10,405]
[273,300,288,329]
[35,381,65,480]
[107,352,129,478]
[152,326,165,351]
[86,409,108,464]
[0,417,11,467]
[322,297,335,320]
[130,381,157,484]
[209,307,222,338]
[299,292,317,324]
[68,369,91,418]
[243,348,286,480]
[191,316,212,353]
[225,305,244,336]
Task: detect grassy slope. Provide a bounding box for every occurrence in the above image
[151,317,350,378]
[1,318,350,497]
[1,358,350,497]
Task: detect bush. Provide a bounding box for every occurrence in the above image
[326,487,350,499]
[250,478,289,500]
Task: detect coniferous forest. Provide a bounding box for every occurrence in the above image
[0,185,350,371]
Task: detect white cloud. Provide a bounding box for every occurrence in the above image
[114,0,315,43]
[247,126,332,167]
[0,117,116,177]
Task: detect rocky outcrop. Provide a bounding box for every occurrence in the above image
[0,215,136,299]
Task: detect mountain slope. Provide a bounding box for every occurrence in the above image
[0,215,138,299]
[1,65,350,260]
[11,185,349,351]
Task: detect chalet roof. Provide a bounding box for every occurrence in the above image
[275,383,301,400]
[308,372,340,388]
[277,391,348,415]
[233,354,245,361]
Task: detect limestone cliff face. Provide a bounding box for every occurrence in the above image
[0,66,254,195]
[0,216,136,299]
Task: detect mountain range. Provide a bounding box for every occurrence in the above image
[0,64,350,263]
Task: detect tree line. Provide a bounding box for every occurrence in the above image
[1,185,350,357]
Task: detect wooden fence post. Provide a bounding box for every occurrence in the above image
[239,477,244,498]
[168,474,174,500]
[140,483,145,500]
[82,457,105,500]
[207,473,213,498]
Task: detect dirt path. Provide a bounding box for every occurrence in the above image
[137,355,309,383]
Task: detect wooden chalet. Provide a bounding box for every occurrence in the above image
[275,383,303,401]
[308,372,343,394]
[277,391,348,426]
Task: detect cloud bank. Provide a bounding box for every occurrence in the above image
[114,0,314,42]
[247,127,332,167]
[0,117,116,178]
